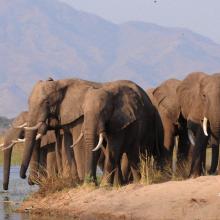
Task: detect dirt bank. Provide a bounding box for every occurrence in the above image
[18,176,220,220]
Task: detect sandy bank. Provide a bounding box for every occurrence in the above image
[18,176,220,220]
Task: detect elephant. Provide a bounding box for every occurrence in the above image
[146,79,191,171]
[20,78,164,185]
[1,111,58,190]
[19,78,101,182]
[82,80,164,185]
[177,72,220,177]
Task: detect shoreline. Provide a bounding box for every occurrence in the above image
[18,175,220,220]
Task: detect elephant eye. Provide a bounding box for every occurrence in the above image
[202,94,206,100]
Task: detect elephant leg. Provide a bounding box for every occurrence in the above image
[121,153,131,183]
[46,144,57,178]
[208,136,219,174]
[55,129,63,175]
[97,150,105,172]
[176,120,192,174]
[111,134,124,186]
[38,147,47,180]
[71,119,85,181]
[127,148,141,183]
[63,129,79,182]
[189,126,209,177]
[90,150,101,185]
[102,146,114,185]
[161,115,175,170]
[28,140,41,185]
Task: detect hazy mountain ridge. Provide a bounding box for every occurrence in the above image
[1,0,220,117]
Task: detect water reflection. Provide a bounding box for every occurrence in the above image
[0,166,37,220]
[0,166,76,220]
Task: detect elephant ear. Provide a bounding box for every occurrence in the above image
[153,79,181,123]
[109,88,138,132]
[54,79,92,125]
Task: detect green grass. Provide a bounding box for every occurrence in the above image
[0,135,24,165]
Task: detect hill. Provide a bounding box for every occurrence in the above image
[1,0,220,117]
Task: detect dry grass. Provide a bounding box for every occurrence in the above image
[34,148,212,196]
[31,166,78,197]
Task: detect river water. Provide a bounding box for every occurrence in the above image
[0,166,68,220]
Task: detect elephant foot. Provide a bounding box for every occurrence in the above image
[208,169,217,175]
[189,172,201,178]
[20,165,27,179]
[3,183,8,191]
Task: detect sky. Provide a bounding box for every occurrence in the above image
[60,0,220,44]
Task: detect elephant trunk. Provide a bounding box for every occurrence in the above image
[20,130,37,179]
[84,131,96,178]
[3,146,13,190]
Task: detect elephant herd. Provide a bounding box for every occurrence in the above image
[1,72,220,190]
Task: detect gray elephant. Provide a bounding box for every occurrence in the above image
[146,79,191,171]
[20,78,102,182]
[2,111,58,190]
[177,72,220,177]
[20,78,164,185]
[82,80,164,185]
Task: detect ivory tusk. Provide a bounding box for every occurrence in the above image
[36,134,42,140]
[70,133,83,148]
[13,122,27,129]
[1,143,16,151]
[0,143,4,148]
[203,117,208,136]
[188,130,195,146]
[12,139,25,143]
[92,133,104,151]
[24,122,43,130]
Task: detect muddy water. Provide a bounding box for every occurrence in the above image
[0,166,72,220]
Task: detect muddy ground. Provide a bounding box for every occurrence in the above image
[18,176,220,220]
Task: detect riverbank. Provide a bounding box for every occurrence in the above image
[18,175,220,220]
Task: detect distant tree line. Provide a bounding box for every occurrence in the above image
[0,116,12,133]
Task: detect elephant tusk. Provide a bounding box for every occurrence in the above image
[70,133,83,148]
[24,122,43,130]
[36,133,42,140]
[0,143,4,148]
[1,143,16,151]
[188,130,195,146]
[13,122,27,129]
[203,117,209,136]
[92,133,104,152]
[12,139,25,143]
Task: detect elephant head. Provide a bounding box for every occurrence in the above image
[20,78,100,179]
[199,73,220,139]
[176,72,220,137]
